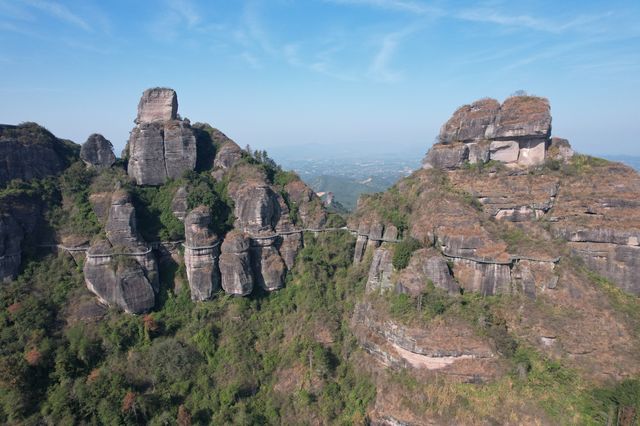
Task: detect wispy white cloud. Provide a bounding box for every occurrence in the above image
[323,0,439,15]
[22,0,91,31]
[455,8,608,34]
[367,27,417,82]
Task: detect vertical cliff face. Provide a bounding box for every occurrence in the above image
[127,88,196,185]
[183,206,220,301]
[219,230,254,295]
[83,191,159,314]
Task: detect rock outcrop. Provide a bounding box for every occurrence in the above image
[80,134,116,169]
[83,191,158,313]
[550,161,640,295]
[183,206,220,301]
[0,123,78,187]
[352,302,499,380]
[136,87,178,123]
[127,88,196,185]
[0,214,23,282]
[424,95,568,169]
[219,231,254,295]
[396,248,459,295]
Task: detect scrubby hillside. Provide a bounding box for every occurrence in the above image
[1,91,639,425]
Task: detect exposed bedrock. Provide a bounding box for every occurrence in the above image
[424,95,567,169]
[251,240,286,292]
[0,214,23,283]
[127,88,197,185]
[184,206,220,301]
[0,123,78,187]
[213,140,243,170]
[219,230,254,296]
[171,186,189,222]
[136,87,178,123]
[80,133,116,169]
[550,163,640,295]
[352,302,499,380]
[83,191,159,313]
[396,248,459,296]
[366,247,394,294]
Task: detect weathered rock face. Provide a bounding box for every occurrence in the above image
[251,242,286,292]
[232,183,281,233]
[448,171,560,222]
[127,89,196,185]
[422,143,468,170]
[0,214,23,282]
[213,141,243,170]
[352,302,499,380]
[83,191,158,313]
[547,137,574,162]
[366,247,394,294]
[487,96,551,139]
[136,88,178,123]
[0,123,78,187]
[84,241,155,314]
[439,98,501,144]
[219,231,254,295]
[425,96,560,169]
[80,134,116,169]
[550,162,640,295]
[284,180,328,229]
[396,248,458,296]
[184,206,220,301]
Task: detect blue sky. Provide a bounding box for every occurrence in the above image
[1,0,639,158]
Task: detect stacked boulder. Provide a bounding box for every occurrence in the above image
[424,95,572,169]
[227,174,289,293]
[127,88,197,185]
[83,191,159,314]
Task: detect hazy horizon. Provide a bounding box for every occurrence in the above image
[1,0,639,157]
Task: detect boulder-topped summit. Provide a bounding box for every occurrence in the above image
[136,87,178,123]
[424,95,570,169]
[80,133,116,169]
[126,88,196,185]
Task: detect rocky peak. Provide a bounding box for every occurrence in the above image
[426,95,564,170]
[136,88,178,124]
[127,88,196,185]
[80,133,116,169]
[0,123,78,187]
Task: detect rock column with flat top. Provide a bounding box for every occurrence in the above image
[127,88,197,185]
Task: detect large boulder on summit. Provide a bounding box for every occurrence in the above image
[184,206,220,301]
[0,214,23,283]
[127,88,196,185]
[83,191,158,313]
[425,95,561,169]
[487,96,551,139]
[0,123,78,187]
[80,134,116,169]
[220,231,254,295]
[136,87,178,123]
[439,98,500,143]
